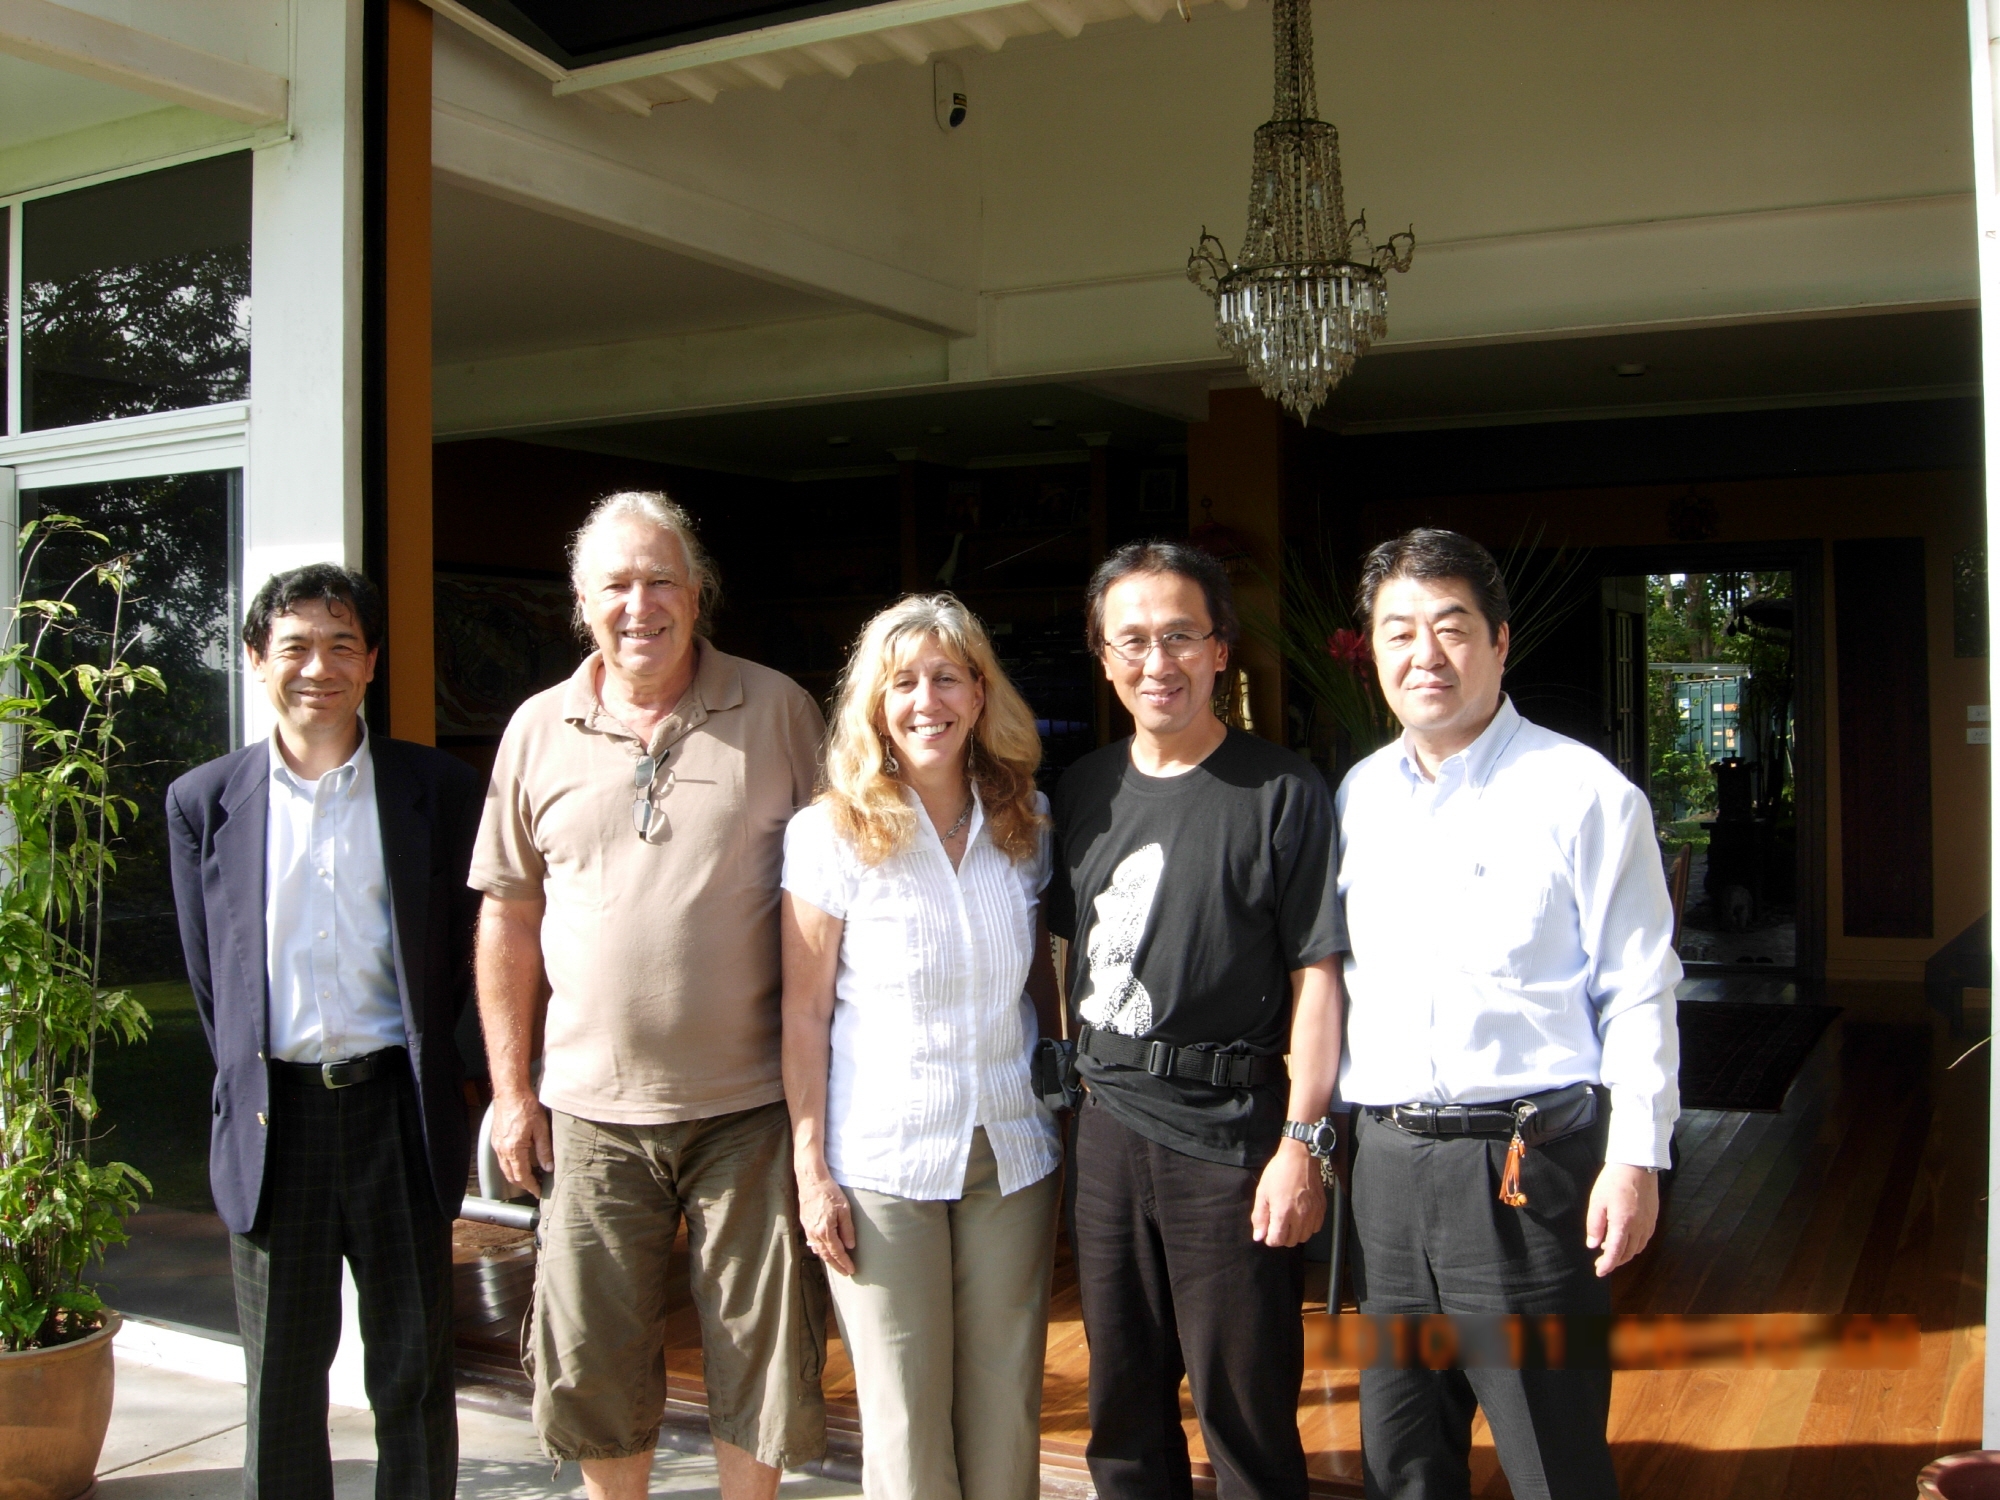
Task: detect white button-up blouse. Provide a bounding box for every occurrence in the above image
[782,789,1062,1200]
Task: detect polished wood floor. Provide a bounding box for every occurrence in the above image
[452,978,1986,1498]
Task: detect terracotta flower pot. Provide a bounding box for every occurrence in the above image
[0,1311,121,1500]
[1920,1451,2000,1500]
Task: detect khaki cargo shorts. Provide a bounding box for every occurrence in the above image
[527,1101,829,1468]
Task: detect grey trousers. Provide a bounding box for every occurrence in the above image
[230,1056,457,1500]
[828,1129,1060,1500]
[1348,1105,1619,1500]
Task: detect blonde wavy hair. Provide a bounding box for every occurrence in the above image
[821,594,1045,866]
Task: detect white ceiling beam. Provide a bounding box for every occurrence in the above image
[0,0,287,125]
[734,53,789,89]
[591,82,659,116]
[955,12,1010,50]
[433,313,950,438]
[801,40,859,76]
[669,68,720,103]
[1026,0,1084,38]
[433,104,979,336]
[879,27,932,64]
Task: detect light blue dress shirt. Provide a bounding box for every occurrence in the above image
[264,730,406,1064]
[1336,696,1681,1168]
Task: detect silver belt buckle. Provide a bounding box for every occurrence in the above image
[321,1059,356,1089]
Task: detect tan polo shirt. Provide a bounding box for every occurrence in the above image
[470,642,824,1124]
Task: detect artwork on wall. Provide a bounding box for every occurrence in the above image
[1954,545,1988,659]
[434,569,580,741]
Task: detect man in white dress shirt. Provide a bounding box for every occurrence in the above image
[168,566,484,1499]
[1337,529,1680,1500]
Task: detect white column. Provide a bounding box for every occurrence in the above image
[1968,0,2000,1452]
[244,0,367,744]
[243,1,372,1394]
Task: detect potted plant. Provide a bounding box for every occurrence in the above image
[0,515,159,1500]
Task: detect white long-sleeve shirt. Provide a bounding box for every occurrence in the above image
[264,730,405,1064]
[782,790,1062,1201]
[1336,697,1681,1168]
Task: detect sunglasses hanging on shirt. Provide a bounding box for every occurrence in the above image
[632,754,676,838]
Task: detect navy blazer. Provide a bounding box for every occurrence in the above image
[165,732,484,1235]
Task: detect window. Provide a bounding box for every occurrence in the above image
[19,153,251,432]
[21,470,241,983]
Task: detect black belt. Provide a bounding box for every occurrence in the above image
[1372,1101,1520,1137]
[1076,1023,1286,1089]
[1368,1082,1600,1143]
[271,1046,405,1091]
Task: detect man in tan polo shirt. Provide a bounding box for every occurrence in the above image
[473,491,826,1500]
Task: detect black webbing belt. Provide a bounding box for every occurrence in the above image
[1076,1022,1286,1089]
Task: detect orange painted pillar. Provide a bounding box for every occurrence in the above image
[1186,387,1288,744]
[384,0,435,743]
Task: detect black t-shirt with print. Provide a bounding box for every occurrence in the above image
[1047,729,1347,1166]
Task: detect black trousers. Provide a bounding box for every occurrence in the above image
[1348,1106,1618,1500]
[1072,1095,1308,1500]
[230,1055,457,1500]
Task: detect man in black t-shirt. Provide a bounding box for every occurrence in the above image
[1048,540,1346,1500]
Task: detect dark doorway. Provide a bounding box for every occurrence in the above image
[1504,541,1825,981]
[1646,570,1798,969]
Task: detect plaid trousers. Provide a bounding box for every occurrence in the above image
[229,1053,457,1500]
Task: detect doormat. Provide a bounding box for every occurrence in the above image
[1677,1001,1842,1112]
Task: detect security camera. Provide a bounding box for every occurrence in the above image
[934,60,967,130]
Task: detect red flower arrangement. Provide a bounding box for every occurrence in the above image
[1326,628,1372,675]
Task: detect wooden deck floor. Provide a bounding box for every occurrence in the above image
[452,978,1986,1498]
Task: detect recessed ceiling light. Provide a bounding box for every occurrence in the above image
[926,425,949,436]
[1029,416,1058,429]
[826,435,851,446]
[1613,363,1647,378]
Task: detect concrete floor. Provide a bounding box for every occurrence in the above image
[98,1359,862,1499]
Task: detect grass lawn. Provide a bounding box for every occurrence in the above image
[92,979,216,1213]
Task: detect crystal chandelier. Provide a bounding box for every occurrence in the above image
[1188,0,1414,423]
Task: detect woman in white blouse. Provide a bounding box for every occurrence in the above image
[781,593,1062,1500]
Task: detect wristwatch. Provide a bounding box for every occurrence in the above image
[1283,1116,1339,1185]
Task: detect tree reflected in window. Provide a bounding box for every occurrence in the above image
[23,154,251,432]
[23,471,239,983]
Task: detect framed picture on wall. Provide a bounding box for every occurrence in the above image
[434,567,581,742]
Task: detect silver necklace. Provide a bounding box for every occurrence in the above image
[941,796,975,843]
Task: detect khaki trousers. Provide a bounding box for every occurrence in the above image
[829,1129,1060,1500]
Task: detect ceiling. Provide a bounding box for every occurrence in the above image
[1312,308,1981,433]
[431,180,840,363]
[521,382,1188,478]
[0,54,168,155]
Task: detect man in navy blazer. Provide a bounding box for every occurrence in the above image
[167,564,482,1500]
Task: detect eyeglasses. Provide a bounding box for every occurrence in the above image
[632,754,676,838]
[1102,629,1217,664]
